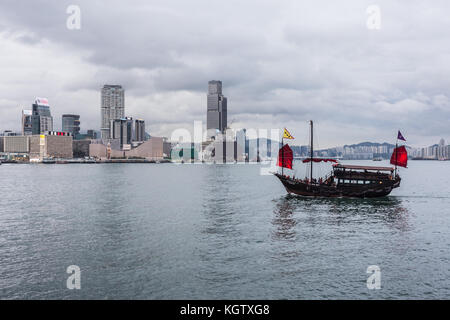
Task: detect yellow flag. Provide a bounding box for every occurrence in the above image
[283,128,294,139]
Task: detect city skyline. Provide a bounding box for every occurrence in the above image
[2,83,449,151]
[0,1,450,147]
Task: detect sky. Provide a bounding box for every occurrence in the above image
[0,0,449,148]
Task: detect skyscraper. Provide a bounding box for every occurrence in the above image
[31,97,53,134]
[62,114,81,136]
[134,119,145,142]
[101,85,125,139]
[22,110,33,135]
[207,80,227,137]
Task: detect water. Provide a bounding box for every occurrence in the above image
[0,160,449,299]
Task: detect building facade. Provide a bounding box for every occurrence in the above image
[86,130,97,139]
[29,132,73,161]
[62,114,81,136]
[101,85,125,140]
[1,136,29,153]
[31,98,53,134]
[89,136,164,160]
[73,140,91,158]
[135,119,145,142]
[207,80,227,137]
[110,117,133,149]
[22,110,33,135]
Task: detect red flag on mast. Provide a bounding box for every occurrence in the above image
[278,144,293,169]
[390,145,408,168]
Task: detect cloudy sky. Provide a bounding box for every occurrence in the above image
[0,0,449,148]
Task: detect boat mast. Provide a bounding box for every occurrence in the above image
[394,134,398,177]
[281,136,284,176]
[310,120,313,180]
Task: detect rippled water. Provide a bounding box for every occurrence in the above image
[0,160,449,299]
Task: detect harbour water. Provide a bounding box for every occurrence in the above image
[0,160,449,299]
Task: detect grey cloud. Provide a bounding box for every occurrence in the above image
[0,0,449,146]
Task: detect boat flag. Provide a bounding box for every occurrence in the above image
[278,144,293,169]
[283,128,294,139]
[390,145,408,168]
[397,131,406,141]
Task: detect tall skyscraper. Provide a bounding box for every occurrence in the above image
[101,85,125,139]
[134,119,145,142]
[62,114,81,136]
[31,97,53,134]
[22,110,33,135]
[207,80,227,137]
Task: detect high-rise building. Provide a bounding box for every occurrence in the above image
[22,110,33,135]
[110,117,133,149]
[101,85,125,140]
[207,80,227,137]
[62,114,81,136]
[31,97,53,134]
[134,119,145,142]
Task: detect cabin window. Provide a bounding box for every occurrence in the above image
[358,180,364,184]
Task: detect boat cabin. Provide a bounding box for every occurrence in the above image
[332,164,394,186]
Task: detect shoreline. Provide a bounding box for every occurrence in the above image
[0,159,172,164]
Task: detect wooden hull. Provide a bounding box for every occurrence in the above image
[274,173,401,198]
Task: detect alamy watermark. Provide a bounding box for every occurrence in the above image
[169,121,282,175]
[366,265,381,289]
[366,5,381,30]
[66,265,81,289]
[66,5,81,30]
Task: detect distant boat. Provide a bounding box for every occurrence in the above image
[273,121,407,198]
[42,158,56,164]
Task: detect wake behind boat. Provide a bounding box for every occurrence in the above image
[274,121,408,198]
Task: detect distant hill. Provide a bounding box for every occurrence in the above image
[342,141,395,148]
[242,139,406,159]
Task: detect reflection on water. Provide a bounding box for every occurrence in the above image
[200,165,242,240]
[1,162,448,299]
[271,196,297,241]
[272,195,411,233]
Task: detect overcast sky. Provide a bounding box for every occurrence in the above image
[0,0,449,148]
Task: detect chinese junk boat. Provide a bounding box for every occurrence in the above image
[274,121,408,198]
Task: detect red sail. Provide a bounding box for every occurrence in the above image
[278,144,293,169]
[390,146,408,168]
